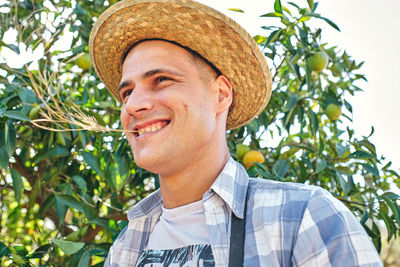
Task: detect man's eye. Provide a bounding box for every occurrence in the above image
[121,89,132,100]
[157,76,170,83]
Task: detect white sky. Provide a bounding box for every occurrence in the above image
[197,0,400,172]
[1,0,399,172]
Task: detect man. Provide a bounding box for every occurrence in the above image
[89,0,382,266]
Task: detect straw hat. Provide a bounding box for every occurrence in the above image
[89,0,272,129]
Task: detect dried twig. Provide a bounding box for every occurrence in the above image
[24,64,136,133]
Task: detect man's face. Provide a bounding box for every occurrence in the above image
[119,40,220,175]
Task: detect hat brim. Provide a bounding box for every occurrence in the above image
[89,0,272,129]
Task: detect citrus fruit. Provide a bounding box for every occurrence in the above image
[307,51,329,72]
[236,144,250,159]
[242,150,264,168]
[28,106,40,119]
[325,103,341,121]
[76,53,91,70]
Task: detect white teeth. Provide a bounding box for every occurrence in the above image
[137,123,164,136]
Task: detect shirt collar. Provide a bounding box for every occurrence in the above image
[210,157,249,219]
[127,189,162,220]
[127,157,250,220]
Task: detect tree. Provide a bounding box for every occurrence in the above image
[0,0,399,265]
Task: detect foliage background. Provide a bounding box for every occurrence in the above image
[0,0,399,266]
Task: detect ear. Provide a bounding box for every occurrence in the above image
[215,75,233,114]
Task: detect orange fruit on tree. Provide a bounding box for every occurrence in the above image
[307,51,329,72]
[325,103,341,121]
[242,150,264,168]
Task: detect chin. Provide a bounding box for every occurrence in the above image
[132,149,162,174]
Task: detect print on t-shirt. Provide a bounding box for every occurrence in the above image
[136,244,214,267]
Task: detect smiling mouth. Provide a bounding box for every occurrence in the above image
[134,120,170,138]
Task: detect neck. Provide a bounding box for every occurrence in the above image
[158,141,230,209]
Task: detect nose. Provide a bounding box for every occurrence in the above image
[125,86,154,117]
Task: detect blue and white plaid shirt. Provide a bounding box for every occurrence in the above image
[105,157,382,266]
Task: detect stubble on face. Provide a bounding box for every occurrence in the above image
[120,41,220,176]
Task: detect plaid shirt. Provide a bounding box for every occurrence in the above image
[105,157,382,267]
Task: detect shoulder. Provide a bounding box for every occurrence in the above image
[247,178,331,214]
[245,178,350,230]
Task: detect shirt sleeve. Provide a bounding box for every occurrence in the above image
[292,190,383,267]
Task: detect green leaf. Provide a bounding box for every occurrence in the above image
[287,2,300,9]
[118,220,129,231]
[0,41,20,54]
[82,202,97,221]
[381,192,400,200]
[27,244,51,259]
[52,239,84,255]
[371,222,382,252]
[18,87,37,104]
[82,151,103,176]
[118,154,130,177]
[10,169,23,203]
[55,198,68,226]
[316,158,327,173]
[307,0,314,10]
[360,210,369,225]
[0,241,11,257]
[260,12,283,18]
[246,118,260,134]
[5,120,16,157]
[283,93,297,112]
[78,250,90,267]
[335,166,353,176]
[3,110,31,121]
[335,143,348,157]
[367,126,375,138]
[253,35,267,45]
[72,175,87,192]
[335,171,348,194]
[0,145,9,169]
[381,196,400,227]
[357,139,376,156]
[228,8,244,13]
[89,218,116,232]
[361,163,379,177]
[33,146,70,164]
[116,155,130,191]
[306,12,341,31]
[321,17,341,32]
[346,150,375,159]
[273,159,289,178]
[274,0,283,14]
[307,108,318,135]
[378,210,394,242]
[55,194,84,213]
[345,176,355,195]
[282,6,291,15]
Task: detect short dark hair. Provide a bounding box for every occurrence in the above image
[121,38,222,76]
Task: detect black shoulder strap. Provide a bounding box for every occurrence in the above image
[228,188,248,267]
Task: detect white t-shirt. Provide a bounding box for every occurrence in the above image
[136,200,215,266]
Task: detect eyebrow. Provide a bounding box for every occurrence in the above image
[118,68,183,93]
